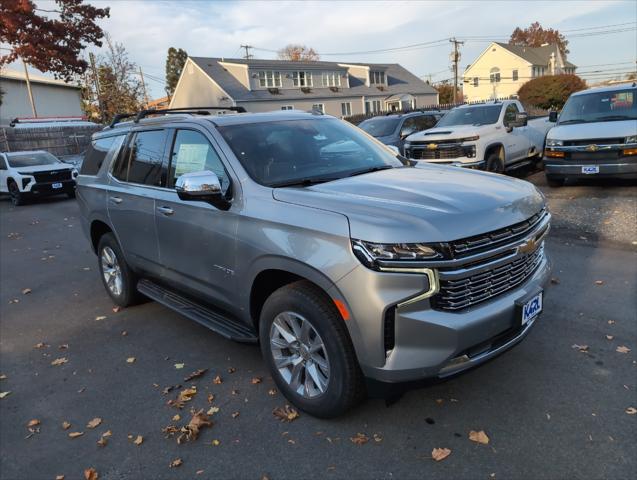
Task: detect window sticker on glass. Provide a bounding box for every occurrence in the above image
[174,143,209,176]
[611,92,633,109]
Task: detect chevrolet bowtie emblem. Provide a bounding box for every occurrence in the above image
[518,238,537,255]
[427,143,438,150]
[586,144,599,152]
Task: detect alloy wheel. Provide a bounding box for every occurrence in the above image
[101,246,123,297]
[269,311,330,398]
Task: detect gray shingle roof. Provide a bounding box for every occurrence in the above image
[495,43,576,68]
[189,57,437,102]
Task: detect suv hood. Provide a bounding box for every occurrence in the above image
[273,165,544,243]
[406,124,484,142]
[13,163,72,174]
[549,119,637,141]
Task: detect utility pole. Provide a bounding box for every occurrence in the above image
[449,38,464,104]
[240,44,253,60]
[139,66,149,107]
[89,52,105,121]
[21,58,37,117]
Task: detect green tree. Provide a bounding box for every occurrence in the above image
[510,22,569,56]
[517,74,586,110]
[165,47,188,97]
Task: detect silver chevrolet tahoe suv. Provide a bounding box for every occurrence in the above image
[77,107,551,418]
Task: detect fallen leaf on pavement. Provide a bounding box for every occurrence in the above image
[27,419,40,428]
[231,389,239,395]
[608,320,615,325]
[373,433,383,443]
[172,414,181,421]
[162,425,179,437]
[97,437,108,447]
[469,430,490,444]
[177,410,212,444]
[62,421,71,430]
[211,439,220,446]
[606,335,614,340]
[213,375,222,384]
[594,280,604,285]
[184,369,207,381]
[268,389,277,396]
[350,433,369,445]
[571,344,589,352]
[207,406,220,415]
[169,387,197,409]
[0,392,11,399]
[86,418,102,429]
[207,393,215,403]
[112,306,121,313]
[133,435,143,445]
[169,458,183,468]
[251,377,262,384]
[34,342,48,349]
[102,430,112,437]
[174,363,185,369]
[273,405,299,422]
[121,331,127,336]
[58,344,69,350]
[196,470,204,475]
[22,288,32,295]
[84,468,98,480]
[616,346,631,353]
[550,277,560,284]
[227,367,236,373]
[0,374,6,380]
[626,407,637,415]
[94,316,107,321]
[126,357,136,364]
[431,447,451,462]
[68,432,84,438]
[231,411,240,419]
[51,357,68,366]
[56,476,64,480]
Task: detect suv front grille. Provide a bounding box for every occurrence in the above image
[563,138,623,146]
[32,170,72,183]
[434,245,544,311]
[409,146,465,160]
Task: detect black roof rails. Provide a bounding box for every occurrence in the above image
[109,106,247,128]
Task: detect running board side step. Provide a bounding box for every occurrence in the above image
[137,279,258,343]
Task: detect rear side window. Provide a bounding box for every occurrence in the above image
[168,129,230,192]
[81,135,125,176]
[113,130,168,186]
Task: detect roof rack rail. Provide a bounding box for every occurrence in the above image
[109,106,247,128]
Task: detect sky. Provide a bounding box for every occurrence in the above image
[6,0,637,98]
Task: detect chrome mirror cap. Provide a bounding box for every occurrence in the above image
[175,170,222,197]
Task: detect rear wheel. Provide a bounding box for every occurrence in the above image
[259,281,365,418]
[546,175,565,188]
[8,181,25,206]
[97,233,143,307]
[485,151,505,173]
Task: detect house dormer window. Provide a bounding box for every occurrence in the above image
[322,72,341,87]
[293,71,313,87]
[489,67,501,83]
[370,71,385,85]
[258,70,281,88]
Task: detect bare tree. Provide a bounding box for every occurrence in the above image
[277,44,320,61]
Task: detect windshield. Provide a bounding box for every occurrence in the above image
[218,118,403,187]
[558,88,637,124]
[436,105,502,127]
[6,151,61,168]
[358,117,401,137]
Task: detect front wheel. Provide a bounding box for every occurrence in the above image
[8,181,25,206]
[485,152,505,173]
[259,281,365,418]
[97,233,143,307]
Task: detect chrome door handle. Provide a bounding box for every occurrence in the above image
[109,196,123,204]
[157,206,174,216]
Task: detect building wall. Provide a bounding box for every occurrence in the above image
[462,44,532,102]
[0,79,83,125]
[219,62,250,89]
[170,60,234,109]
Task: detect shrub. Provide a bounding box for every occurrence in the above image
[517,74,586,110]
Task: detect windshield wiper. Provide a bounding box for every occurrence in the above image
[270,177,341,188]
[595,115,636,122]
[558,119,588,125]
[346,165,395,178]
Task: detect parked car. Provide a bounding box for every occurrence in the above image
[358,111,443,153]
[0,150,78,206]
[77,108,551,418]
[404,100,553,172]
[543,83,637,186]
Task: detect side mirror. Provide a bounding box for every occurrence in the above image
[400,127,416,139]
[548,111,558,123]
[175,171,230,209]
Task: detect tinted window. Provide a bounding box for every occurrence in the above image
[415,115,437,130]
[358,117,401,137]
[218,118,402,187]
[503,104,519,127]
[114,130,167,186]
[559,88,637,124]
[400,117,418,136]
[80,135,124,175]
[6,151,60,168]
[437,105,502,127]
[168,129,230,193]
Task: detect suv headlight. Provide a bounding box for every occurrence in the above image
[352,239,440,269]
[626,135,637,144]
[460,135,479,142]
[546,138,563,147]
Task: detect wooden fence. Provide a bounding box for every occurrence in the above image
[0,124,101,158]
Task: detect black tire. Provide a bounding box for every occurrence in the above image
[546,175,565,188]
[259,281,365,418]
[96,232,143,307]
[485,151,505,173]
[8,181,25,206]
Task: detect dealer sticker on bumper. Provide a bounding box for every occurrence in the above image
[582,166,600,174]
[522,292,543,325]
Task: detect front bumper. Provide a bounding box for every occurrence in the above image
[417,157,485,169]
[544,158,637,179]
[23,180,76,196]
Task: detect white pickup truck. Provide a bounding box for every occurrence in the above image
[404,100,553,173]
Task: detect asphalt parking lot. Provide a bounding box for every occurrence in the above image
[0,171,635,480]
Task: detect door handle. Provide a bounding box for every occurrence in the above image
[157,206,174,216]
[109,196,123,204]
